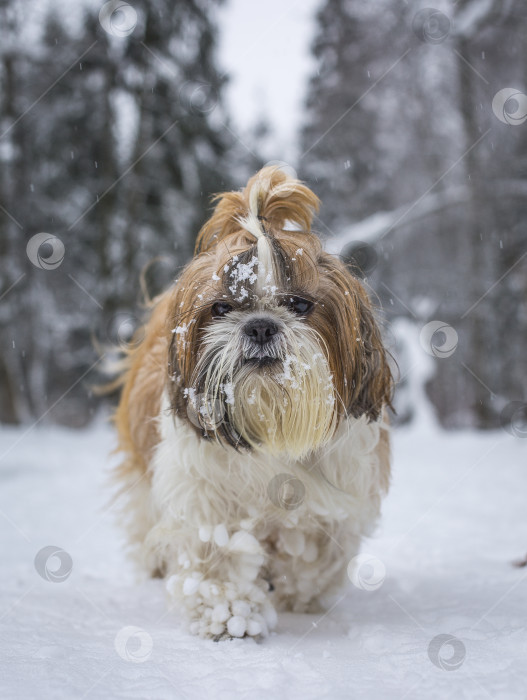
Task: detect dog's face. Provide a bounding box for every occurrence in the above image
[166,169,392,459]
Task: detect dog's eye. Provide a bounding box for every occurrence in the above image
[211,302,233,318]
[288,296,314,316]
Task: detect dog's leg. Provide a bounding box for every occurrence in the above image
[165,527,277,639]
[268,524,359,613]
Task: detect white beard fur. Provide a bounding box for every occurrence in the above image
[192,307,338,460]
[118,392,390,639]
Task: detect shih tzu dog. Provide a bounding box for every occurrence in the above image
[114,166,393,639]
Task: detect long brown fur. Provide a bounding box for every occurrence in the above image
[115,166,393,478]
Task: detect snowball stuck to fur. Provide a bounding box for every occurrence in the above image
[209,622,225,636]
[213,524,229,547]
[183,576,200,596]
[227,615,247,638]
[198,526,211,542]
[212,603,230,623]
[247,619,262,637]
[228,531,260,554]
[232,600,251,618]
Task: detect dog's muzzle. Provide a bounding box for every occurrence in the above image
[242,316,283,363]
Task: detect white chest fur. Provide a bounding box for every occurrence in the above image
[152,393,385,529]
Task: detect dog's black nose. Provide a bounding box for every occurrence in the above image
[243,318,279,345]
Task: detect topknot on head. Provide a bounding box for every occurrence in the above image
[194,165,320,256]
[243,165,320,234]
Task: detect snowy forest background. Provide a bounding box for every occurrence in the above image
[1,0,526,432]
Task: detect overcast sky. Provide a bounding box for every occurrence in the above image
[217,0,321,162]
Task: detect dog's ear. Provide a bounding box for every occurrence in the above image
[164,258,213,418]
[349,282,394,421]
[316,254,393,422]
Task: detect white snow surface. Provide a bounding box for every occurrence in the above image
[1,419,526,699]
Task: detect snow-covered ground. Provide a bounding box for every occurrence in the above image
[1,419,526,699]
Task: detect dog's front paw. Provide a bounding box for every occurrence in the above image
[167,575,277,639]
[207,598,274,640]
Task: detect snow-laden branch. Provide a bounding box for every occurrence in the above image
[452,0,501,40]
[325,186,470,255]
